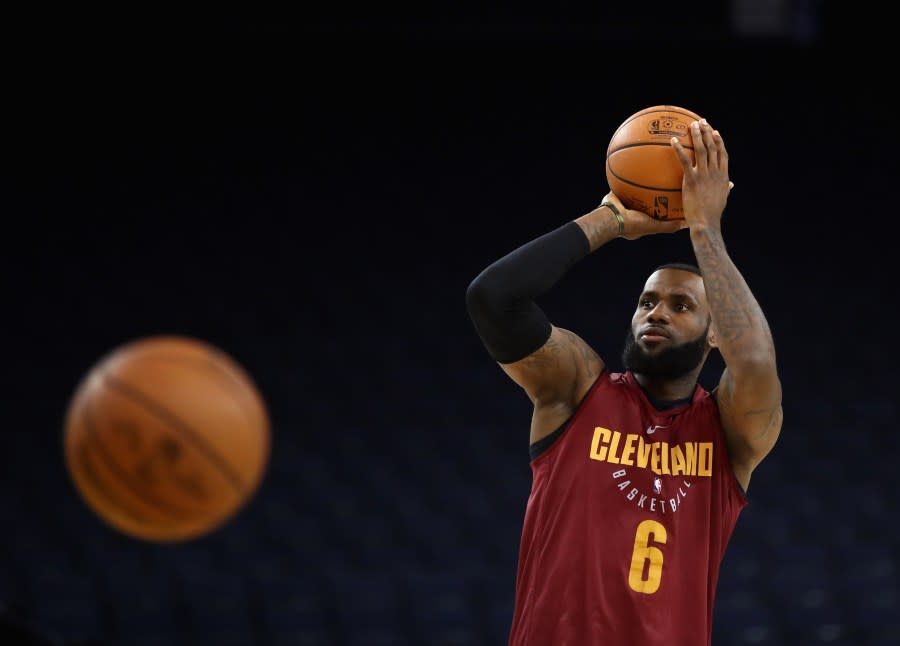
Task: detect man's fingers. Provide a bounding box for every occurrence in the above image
[670,136,694,172]
[713,129,729,176]
[699,120,717,168]
[690,120,707,172]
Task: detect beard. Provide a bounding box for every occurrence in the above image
[622,323,710,380]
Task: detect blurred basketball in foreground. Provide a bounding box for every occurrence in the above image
[64,336,270,542]
[605,105,702,220]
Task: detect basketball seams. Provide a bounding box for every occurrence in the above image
[606,141,694,158]
[605,165,682,192]
[606,144,688,192]
[136,348,270,495]
[79,398,197,519]
[73,439,154,526]
[133,350,268,440]
[124,349,270,495]
[102,374,246,495]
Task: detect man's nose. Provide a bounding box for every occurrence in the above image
[647,303,670,322]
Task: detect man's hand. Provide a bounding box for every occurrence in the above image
[671,119,734,231]
[601,192,688,240]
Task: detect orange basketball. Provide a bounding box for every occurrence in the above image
[63,336,270,543]
[605,105,702,220]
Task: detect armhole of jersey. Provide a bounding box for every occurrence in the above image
[710,388,750,504]
[528,367,607,462]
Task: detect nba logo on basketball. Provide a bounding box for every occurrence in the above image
[653,477,662,495]
[654,196,669,218]
[647,118,684,136]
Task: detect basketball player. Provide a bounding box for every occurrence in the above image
[466,119,782,645]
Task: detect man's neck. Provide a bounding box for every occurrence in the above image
[632,371,698,402]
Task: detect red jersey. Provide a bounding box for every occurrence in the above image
[508,369,747,646]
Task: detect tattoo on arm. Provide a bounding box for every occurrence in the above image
[718,371,782,449]
[559,329,600,380]
[743,402,782,440]
[575,208,619,252]
[691,228,773,353]
[523,333,563,370]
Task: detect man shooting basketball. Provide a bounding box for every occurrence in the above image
[466,118,782,645]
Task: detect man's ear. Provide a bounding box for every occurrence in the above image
[707,321,719,349]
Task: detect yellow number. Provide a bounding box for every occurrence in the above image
[628,519,667,594]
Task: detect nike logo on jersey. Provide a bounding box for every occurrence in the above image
[646,424,670,435]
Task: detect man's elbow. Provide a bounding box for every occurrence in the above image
[466,269,504,317]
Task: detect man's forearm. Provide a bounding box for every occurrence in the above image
[574,204,622,252]
[690,225,775,368]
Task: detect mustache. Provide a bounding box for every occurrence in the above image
[622,324,710,380]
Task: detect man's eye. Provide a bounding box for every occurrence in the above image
[641,300,653,308]
[676,304,689,312]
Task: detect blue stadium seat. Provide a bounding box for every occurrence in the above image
[152,542,217,582]
[854,588,900,645]
[329,571,408,645]
[178,570,253,645]
[719,543,764,590]
[834,542,895,590]
[473,574,514,645]
[407,571,479,645]
[102,560,177,645]
[712,594,782,645]
[776,594,853,644]
[258,498,345,572]
[0,563,17,607]
[253,573,336,646]
[24,550,103,645]
[741,506,792,550]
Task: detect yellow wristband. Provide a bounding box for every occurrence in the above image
[602,201,625,237]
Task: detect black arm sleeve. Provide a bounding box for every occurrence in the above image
[465,221,591,363]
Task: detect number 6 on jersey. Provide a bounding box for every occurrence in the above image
[629,520,667,594]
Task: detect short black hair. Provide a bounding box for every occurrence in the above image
[653,262,702,277]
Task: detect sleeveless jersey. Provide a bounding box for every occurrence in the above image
[508,369,747,646]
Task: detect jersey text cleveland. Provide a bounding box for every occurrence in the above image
[589,427,713,477]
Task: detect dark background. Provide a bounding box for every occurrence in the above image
[4,5,899,645]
